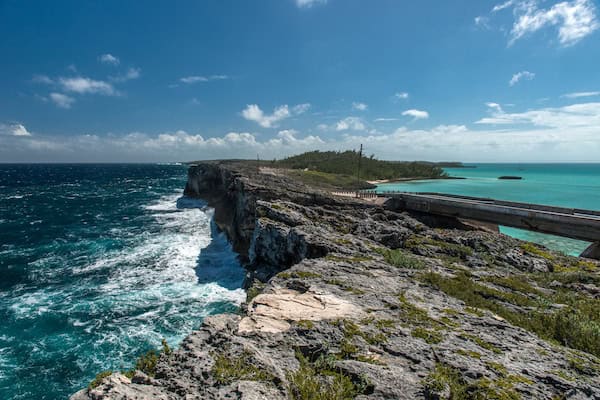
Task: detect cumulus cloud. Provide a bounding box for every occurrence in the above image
[241,103,309,128]
[402,109,429,119]
[562,91,600,98]
[58,76,117,95]
[4,102,600,162]
[99,54,120,66]
[50,93,75,109]
[292,103,311,114]
[394,92,409,100]
[295,0,327,8]
[476,101,600,129]
[180,75,228,84]
[474,16,491,29]
[0,123,32,137]
[509,70,535,86]
[352,102,368,111]
[485,102,503,113]
[493,0,599,46]
[110,67,141,83]
[335,117,366,131]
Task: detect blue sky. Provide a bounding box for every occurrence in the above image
[1,0,600,162]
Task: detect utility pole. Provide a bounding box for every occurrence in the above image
[357,144,363,197]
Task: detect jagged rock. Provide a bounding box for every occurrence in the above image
[72,161,600,400]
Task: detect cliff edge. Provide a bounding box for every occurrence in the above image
[72,161,600,400]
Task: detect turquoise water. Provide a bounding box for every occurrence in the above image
[377,164,600,256]
[0,164,245,400]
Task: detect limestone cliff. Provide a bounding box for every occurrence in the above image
[72,161,600,400]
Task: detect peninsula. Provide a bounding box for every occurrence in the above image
[72,160,600,400]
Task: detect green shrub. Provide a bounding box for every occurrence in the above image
[419,271,600,358]
[376,248,424,269]
[286,352,368,400]
[212,351,273,385]
[411,327,443,344]
[88,370,112,389]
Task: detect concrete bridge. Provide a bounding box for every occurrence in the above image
[343,190,600,260]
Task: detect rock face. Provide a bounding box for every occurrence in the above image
[72,161,600,400]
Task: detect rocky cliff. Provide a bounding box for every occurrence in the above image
[72,161,600,400]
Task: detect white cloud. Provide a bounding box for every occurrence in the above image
[4,102,600,162]
[335,117,366,131]
[394,92,409,100]
[99,54,120,66]
[485,102,503,113]
[11,124,32,136]
[180,75,228,84]
[242,104,291,128]
[492,0,516,12]
[374,118,399,122]
[32,74,54,84]
[50,93,75,109]
[292,103,311,114]
[402,109,429,119]
[242,103,309,128]
[474,16,491,29]
[352,102,368,111]
[0,123,32,137]
[509,70,535,86]
[476,101,600,129]
[58,76,117,95]
[505,0,599,46]
[295,0,327,8]
[562,91,600,98]
[110,67,141,83]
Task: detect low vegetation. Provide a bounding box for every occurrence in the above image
[286,351,370,400]
[419,270,600,358]
[272,150,448,181]
[212,351,273,385]
[423,363,531,400]
[375,247,425,269]
[88,370,112,389]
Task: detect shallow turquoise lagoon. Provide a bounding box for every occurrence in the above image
[377,164,600,256]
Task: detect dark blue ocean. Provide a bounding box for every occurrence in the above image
[0,164,245,400]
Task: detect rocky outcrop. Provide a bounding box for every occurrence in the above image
[72,161,600,400]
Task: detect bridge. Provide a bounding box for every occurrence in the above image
[335,190,600,259]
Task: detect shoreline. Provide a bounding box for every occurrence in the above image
[366,176,464,185]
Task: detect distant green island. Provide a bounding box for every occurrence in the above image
[262,150,457,190]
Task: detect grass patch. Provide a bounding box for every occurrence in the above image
[461,334,502,354]
[325,254,373,263]
[423,363,527,400]
[456,349,482,359]
[325,279,365,295]
[520,242,555,260]
[405,236,473,259]
[296,320,315,329]
[246,280,265,303]
[212,351,274,385]
[484,275,542,296]
[341,319,387,345]
[375,247,425,269]
[286,351,369,400]
[411,327,444,344]
[420,271,600,358]
[89,370,112,389]
[277,271,321,279]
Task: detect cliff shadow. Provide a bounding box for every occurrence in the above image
[194,219,246,290]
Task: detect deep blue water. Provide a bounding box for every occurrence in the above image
[377,163,600,256]
[0,164,245,400]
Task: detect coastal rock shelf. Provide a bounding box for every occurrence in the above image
[72,161,600,400]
